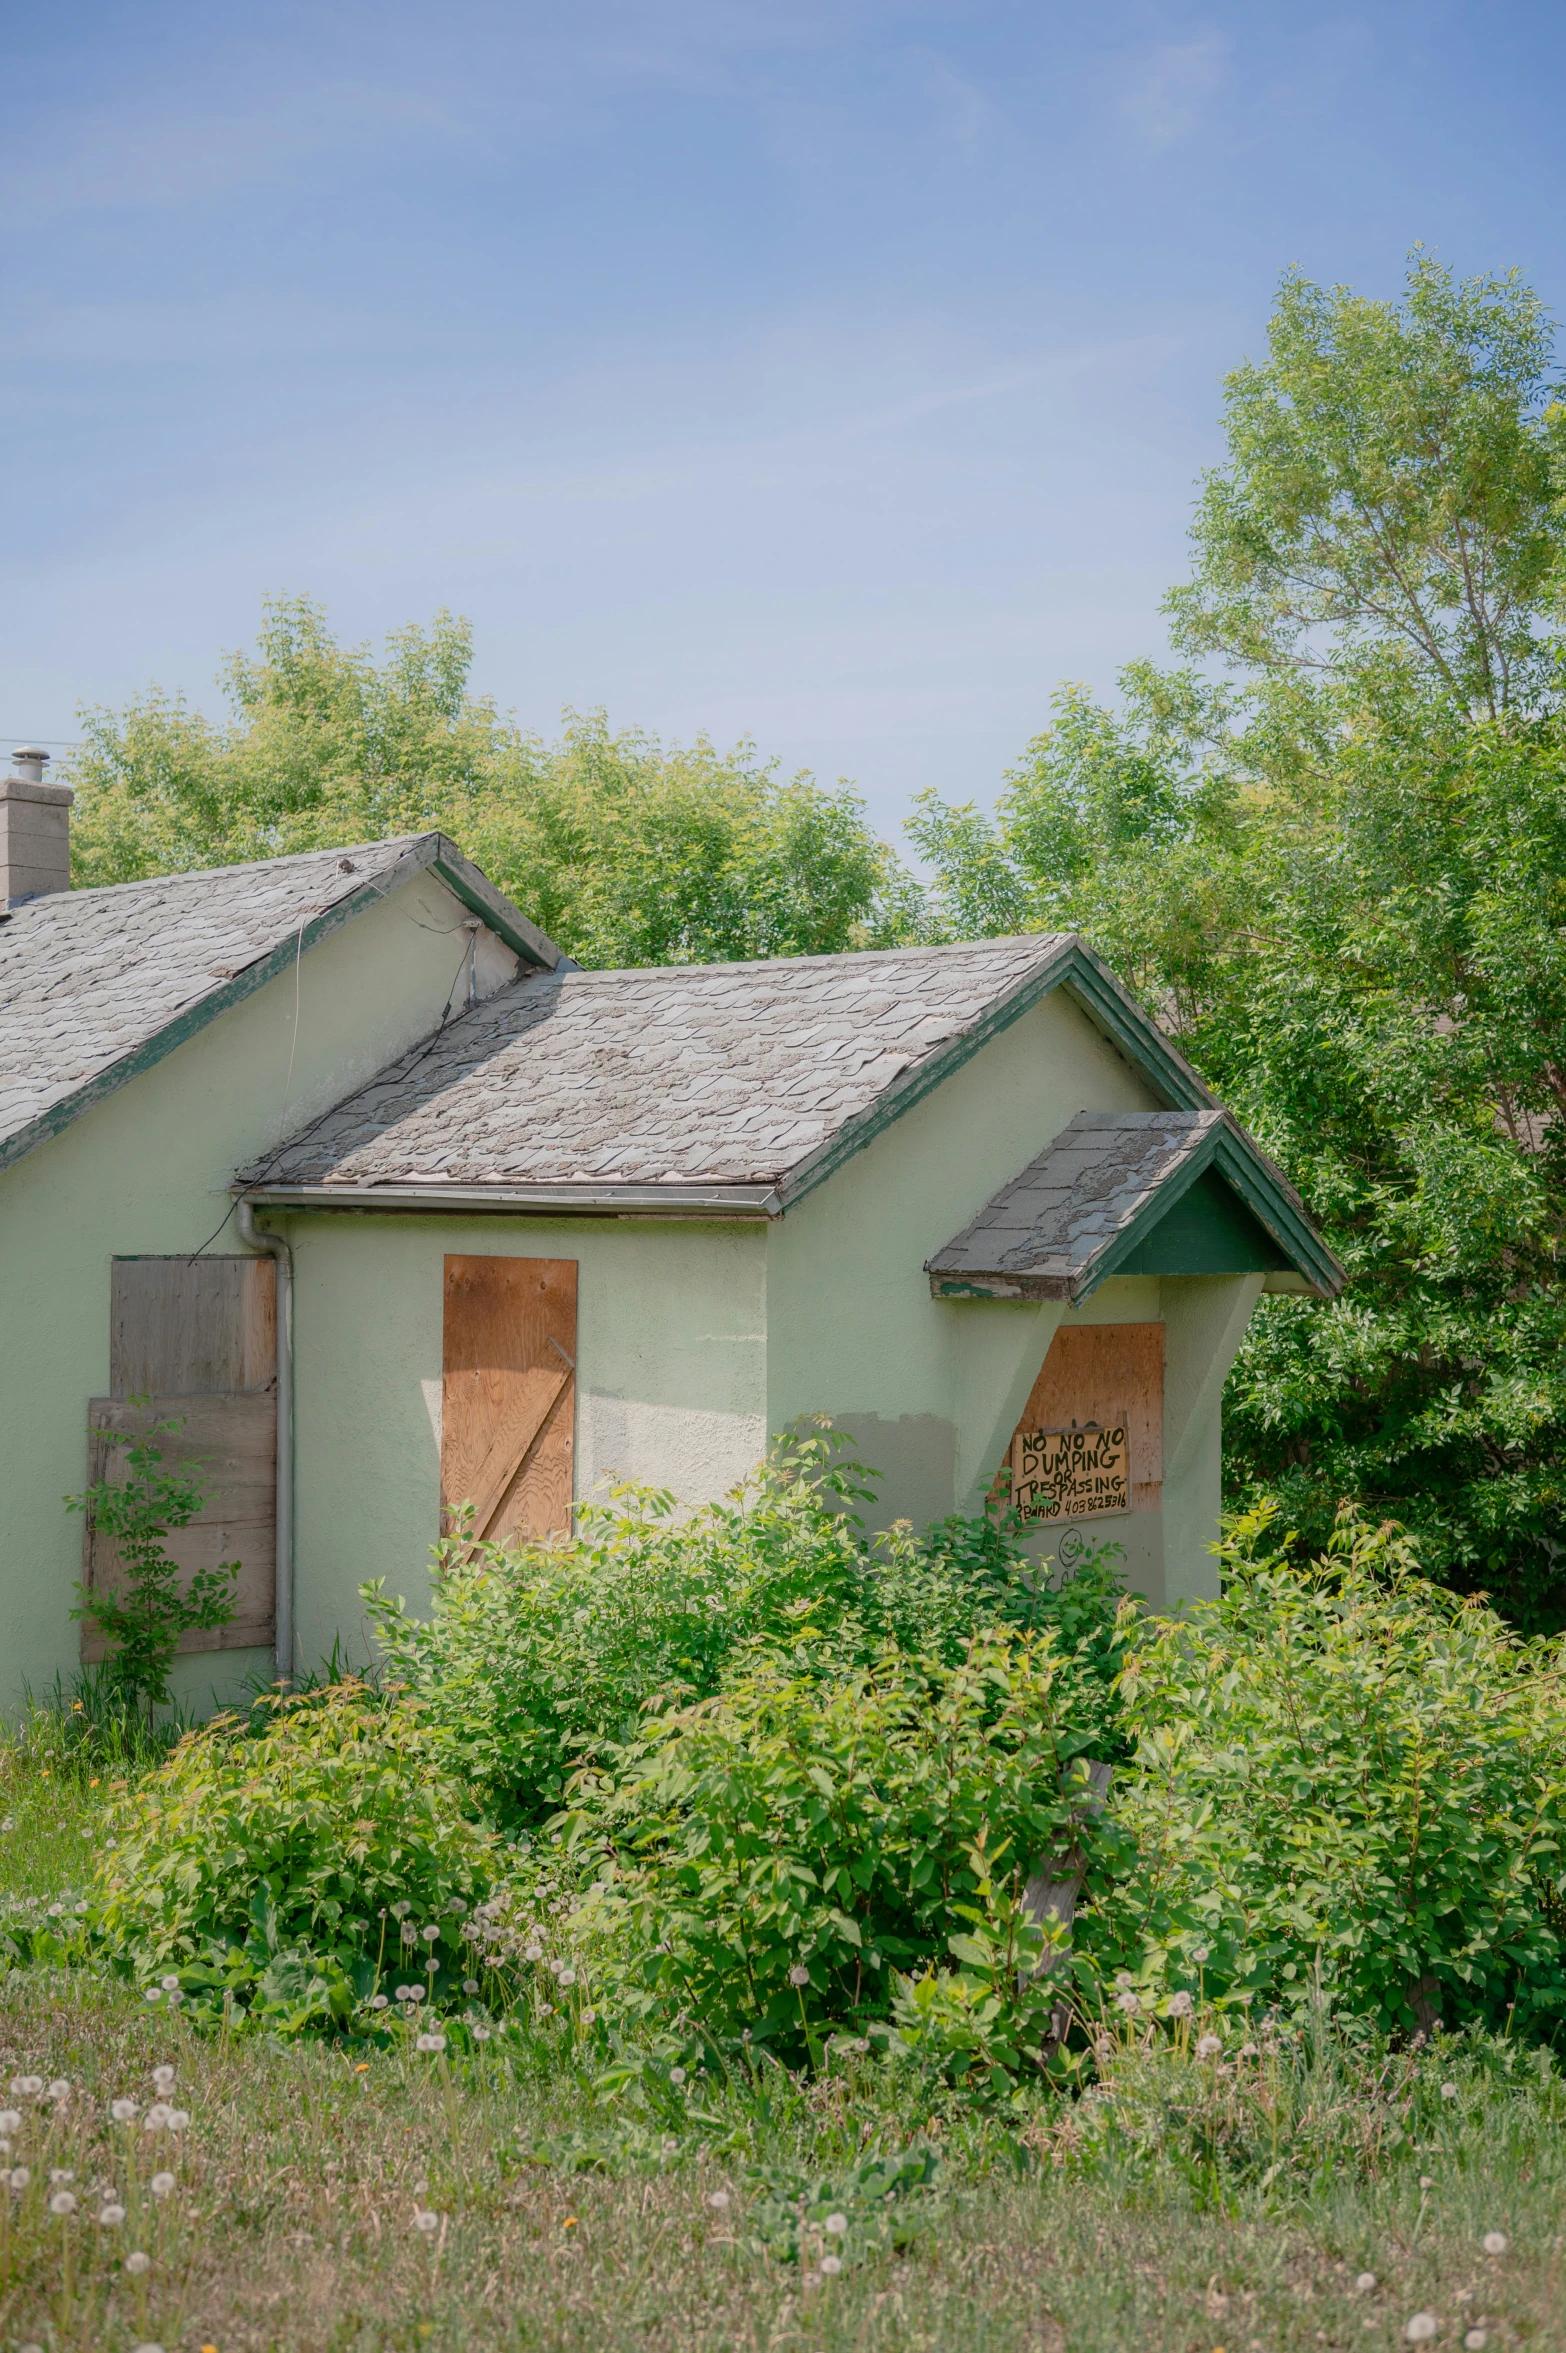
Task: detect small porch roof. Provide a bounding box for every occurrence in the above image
[926,1109,1344,1305]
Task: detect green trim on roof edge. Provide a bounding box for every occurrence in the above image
[776,936,1217,1213]
[1078,1118,1342,1303]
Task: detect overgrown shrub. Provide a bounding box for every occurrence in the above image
[368,1429,1131,1831]
[549,1628,1128,2066]
[1085,1505,1566,2036]
[86,1682,495,2031]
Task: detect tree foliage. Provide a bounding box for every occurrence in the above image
[1165,255,1563,716]
[67,597,918,969]
[911,256,1566,1623]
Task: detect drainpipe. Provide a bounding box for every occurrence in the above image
[236,1197,294,1686]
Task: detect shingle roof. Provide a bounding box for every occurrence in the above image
[926,1108,1343,1301]
[0,833,561,1177]
[240,935,1085,1202]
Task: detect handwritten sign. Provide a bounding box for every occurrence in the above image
[1011,1421,1130,1522]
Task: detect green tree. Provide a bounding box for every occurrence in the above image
[1165,254,1563,715]
[67,597,921,968]
[911,257,1566,1624]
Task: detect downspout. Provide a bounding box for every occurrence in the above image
[236,1196,294,1686]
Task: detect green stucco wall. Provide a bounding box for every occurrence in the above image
[0,872,519,1715]
[280,1210,769,1668]
[765,994,1261,1605]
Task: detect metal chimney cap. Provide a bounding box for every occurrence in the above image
[11,746,49,763]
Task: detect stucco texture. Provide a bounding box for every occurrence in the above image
[284,1210,768,1667]
[0,872,517,1714]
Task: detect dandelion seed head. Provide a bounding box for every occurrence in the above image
[143,2104,174,2132]
[49,2168,74,2185]
[415,2033,447,2054]
[8,2168,30,2189]
[668,2066,686,2086]
[1483,2231,1509,2256]
[1167,1990,1194,2019]
[413,2208,440,2235]
[1419,2174,1434,2190]
[472,2024,492,2042]
[151,2066,175,2092]
[707,2190,730,2210]
[125,2249,152,2274]
[463,1978,480,1994]
[1196,2034,1222,2058]
[111,2099,139,2122]
[1356,2273,1377,2292]
[168,2110,189,2131]
[1405,2318,1438,2345]
[49,2190,77,2216]
[400,1923,418,1946]
[150,2171,176,2198]
[45,2078,69,2100]
[0,2110,17,2134]
[421,1924,440,1944]
[524,1943,543,1962]
[1441,2081,1459,2100]
[1465,2332,1489,2349]
[143,1988,162,2003]
[788,1963,810,1987]
[825,2212,848,2235]
[99,2203,126,2226]
[391,1901,412,1919]
[158,1975,179,1992]
[1115,1990,1140,2014]
[11,2076,42,2097]
[820,2252,842,2273]
[369,1994,389,2011]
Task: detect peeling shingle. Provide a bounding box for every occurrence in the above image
[240,937,1072,1192]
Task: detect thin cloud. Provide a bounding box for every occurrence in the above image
[1114,31,1228,153]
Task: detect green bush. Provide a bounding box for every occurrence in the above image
[367,1429,1131,1831]
[86,1682,496,2031]
[1086,1506,1566,2036]
[552,1628,1129,2066]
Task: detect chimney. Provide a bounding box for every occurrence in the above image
[0,747,74,906]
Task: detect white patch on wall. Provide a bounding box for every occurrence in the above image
[420,1377,442,1447]
[577,1394,767,1512]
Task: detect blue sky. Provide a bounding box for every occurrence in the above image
[2,0,1561,836]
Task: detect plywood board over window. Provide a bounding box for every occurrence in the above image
[83,1256,279,1661]
[441,1256,577,1544]
[1006,1322,1164,1520]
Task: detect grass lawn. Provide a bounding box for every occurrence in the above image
[1,1743,1561,2353]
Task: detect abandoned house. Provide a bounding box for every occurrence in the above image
[0,746,1343,1713]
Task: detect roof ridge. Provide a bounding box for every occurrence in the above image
[483,933,1070,986]
[42,833,436,906]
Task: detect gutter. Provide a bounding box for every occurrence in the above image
[237,1181,782,1220]
[236,1198,295,1685]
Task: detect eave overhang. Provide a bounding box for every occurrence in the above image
[237,1180,779,1221]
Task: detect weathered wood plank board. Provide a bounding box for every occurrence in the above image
[441,1256,576,1544]
[110,1255,277,1398]
[80,1393,276,1659]
[1009,1321,1164,1515]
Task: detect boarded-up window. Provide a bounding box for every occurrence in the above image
[82,1257,278,1660]
[441,1256,576,1544]
[1007,1321,1163,1521]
